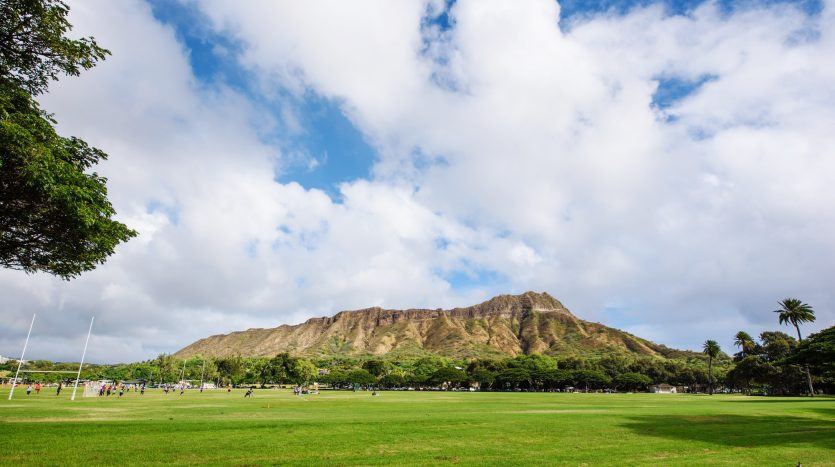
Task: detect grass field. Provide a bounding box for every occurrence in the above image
[1,387,833,465]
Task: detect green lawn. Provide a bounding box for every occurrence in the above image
[1,388,833,465]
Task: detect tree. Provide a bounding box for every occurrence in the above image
[429,366,467,390]
[1,0,134,279]
[614,372,652,392]
[289,359,317,385]
[215,356,245,385]
[571,369,611,391]
[496,367,532,390]
[733,331,756,359]
[379,373,405,389]
[405,356,446,387]
[774,298,816,396]
[702,340,721,395]
[362,359,391,377]
[345,369,376,388]
[537,369,570,391]
[470,368,495,390]
[268,353,297,385]
[1,0,110,94]
[790,325,835,380]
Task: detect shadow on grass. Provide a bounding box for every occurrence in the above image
[620,414,835,449]
[718,397,835,404]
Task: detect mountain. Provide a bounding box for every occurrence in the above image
[175,292,695,360]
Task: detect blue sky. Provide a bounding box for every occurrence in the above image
[1,0,833,362]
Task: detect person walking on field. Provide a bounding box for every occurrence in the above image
[35,382,41,394]
[119,386,124,397]
[140,384,145,396]
[56,382,62,396]
[26,384,32,396]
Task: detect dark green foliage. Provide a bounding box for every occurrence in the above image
[470,368,496,389]
[614,372,653,391]
[428,366,467,388]
[362,359,391,377]
[215,356,245,385]
[378,373,406,389]
[791,326,835,375]
[345,369,376,387]
[0,0,134,278]
[0,0,109,95]
[571,369,612,390]
[495,367,532,390]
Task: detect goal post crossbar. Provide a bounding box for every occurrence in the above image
[16,370,79,374]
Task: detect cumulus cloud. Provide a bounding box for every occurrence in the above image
[1,0,833,361]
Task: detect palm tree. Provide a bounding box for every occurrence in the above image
[774,298,816,396]
[733,331,755,358]
[703,340,721,395]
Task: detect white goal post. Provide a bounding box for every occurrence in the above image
[7,314,94,401]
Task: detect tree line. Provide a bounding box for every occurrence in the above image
[3,298,831,395]
[3,327,830,394]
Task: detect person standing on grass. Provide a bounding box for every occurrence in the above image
[35,382,41,394]
[26,384,32,396]
[140,384,145,396]
[119,386,124,397]
[56,382,62,396]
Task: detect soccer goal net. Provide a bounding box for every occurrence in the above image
[83,381,104,398]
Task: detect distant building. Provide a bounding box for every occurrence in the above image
[0,356,25,364]
[650,384,677,394]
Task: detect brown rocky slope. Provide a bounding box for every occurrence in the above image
[175,292,694,359]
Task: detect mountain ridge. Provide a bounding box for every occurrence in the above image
[175,292,696,360]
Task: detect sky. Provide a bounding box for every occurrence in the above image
[1,0,833,363]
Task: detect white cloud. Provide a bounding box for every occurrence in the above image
[1,0,834,361]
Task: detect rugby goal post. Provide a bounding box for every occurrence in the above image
[8,314,94,401]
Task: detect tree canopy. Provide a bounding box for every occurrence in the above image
[791,326,835,379]
[1,0,109,95]
[0,0,134,279]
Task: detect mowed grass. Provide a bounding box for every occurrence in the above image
[1,388,833,465]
